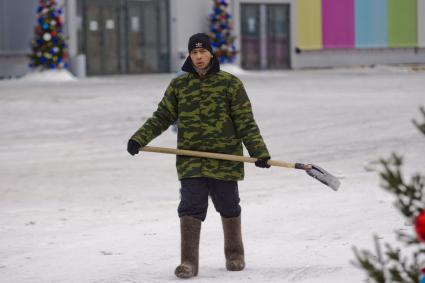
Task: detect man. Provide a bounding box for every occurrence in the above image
[127,33,270,278]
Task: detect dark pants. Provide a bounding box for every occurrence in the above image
[178,177,241,221]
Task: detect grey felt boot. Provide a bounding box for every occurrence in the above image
[175,216,201,278]
[222,215,245,271]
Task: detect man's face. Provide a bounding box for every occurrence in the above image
[190,48,213,69]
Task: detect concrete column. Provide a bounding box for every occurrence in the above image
[65,0,78,57]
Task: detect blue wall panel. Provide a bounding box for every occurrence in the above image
[355,0,388,48]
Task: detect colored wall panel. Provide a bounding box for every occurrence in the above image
[296,0,322,50]
[322,0,355,49]
[419,0,425,47]
[355,0,387,48]
[388,0,418,47]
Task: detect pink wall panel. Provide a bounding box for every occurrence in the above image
[322,0,355,48]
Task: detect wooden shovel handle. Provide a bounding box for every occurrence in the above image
[141,146,295,169]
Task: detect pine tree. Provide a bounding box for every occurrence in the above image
[353,107,425,283]
[208,0,237,64]
[29,0,68,70]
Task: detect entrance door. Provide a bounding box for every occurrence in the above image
[85,0,121,75]
[241,3,290,69]
[267,4,290,69]
[126,0,170,73]
[82,0,170,75]
[241,4,260,69]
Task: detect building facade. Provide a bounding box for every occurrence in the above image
[1,0,425,77]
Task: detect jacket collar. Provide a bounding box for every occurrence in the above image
[181,56,220,76]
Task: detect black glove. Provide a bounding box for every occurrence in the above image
[255,157,271,168]
[127,139,141,156]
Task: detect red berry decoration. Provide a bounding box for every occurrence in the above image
[415,210,425,242]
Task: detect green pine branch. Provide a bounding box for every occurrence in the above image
[353,107,425,282]
[379,154,425,218]
[352,236,387,283]
[352,236,422,283]
[413,107,425,135]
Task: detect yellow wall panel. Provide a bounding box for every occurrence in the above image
[296,0,323,50]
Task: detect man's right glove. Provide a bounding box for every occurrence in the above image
[255,157,271,168]
[127,139,141,156]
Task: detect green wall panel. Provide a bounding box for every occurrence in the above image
[388,0,418,47]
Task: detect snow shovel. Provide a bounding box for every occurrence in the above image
[141,146,340,191]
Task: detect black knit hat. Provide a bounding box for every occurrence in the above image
[188,33,213,54]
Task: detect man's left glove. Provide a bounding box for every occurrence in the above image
[127,139,141,156]
[255,157,271,168]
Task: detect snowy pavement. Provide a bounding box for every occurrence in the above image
[0,66,424,282]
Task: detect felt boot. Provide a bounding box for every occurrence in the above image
[222,215,245,271]
[175,216,201,278]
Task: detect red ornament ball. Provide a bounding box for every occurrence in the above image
[415,210,425,242]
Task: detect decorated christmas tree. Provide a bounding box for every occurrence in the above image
[353,107,425,283]
[29,0,68,70]
[208,0,237,64]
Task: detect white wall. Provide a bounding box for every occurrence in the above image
[232,0,425,69]
[293,48,425,69]
[291,0,425,69]
[169,0,212,71]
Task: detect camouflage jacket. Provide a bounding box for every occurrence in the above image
[130,56,270,181]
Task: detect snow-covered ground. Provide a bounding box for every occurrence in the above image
[0,66,424,283]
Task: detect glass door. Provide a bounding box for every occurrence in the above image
[82,0,169,75]
[241,4,260,69]
[126,0,169,73]
[85,0,121,75]
[241,3,291,70]
[267,4,290,69]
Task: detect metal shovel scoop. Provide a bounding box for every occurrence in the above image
[294,163,341,191]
